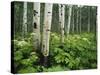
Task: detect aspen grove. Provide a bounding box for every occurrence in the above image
[12,2,97,73]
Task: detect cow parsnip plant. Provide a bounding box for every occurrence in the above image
[50,33,97,69]
[13,32,97,73]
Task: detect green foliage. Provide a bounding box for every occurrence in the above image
[13,33,39,73]
[13,32,97,73]
[50,33,97,69]
[13,2,97,73]
[18,66,37,73]
[45,65,65,72]
[14,51,23,61]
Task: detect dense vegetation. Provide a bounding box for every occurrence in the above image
[13,32,97,73]
[11,2,97,73]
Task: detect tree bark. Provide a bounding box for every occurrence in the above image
[79,5,82,33]
[33,2,40,51]
[59,4,65,43]
[22,2,27,38]
[72,6,74,33]
[88,7,90,32]
[76,5,79,33]
[67,5,72,35]
[42,3,53,57]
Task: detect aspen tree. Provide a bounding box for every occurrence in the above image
[22,2,27,38]
[42,3,53,57]
[79,5,82,33]
[59,4,65,43]
[76,5,79,33]
[72,6,75,33]
[67,5,72,35]
[33,3,40,50]
[88,7,90,32]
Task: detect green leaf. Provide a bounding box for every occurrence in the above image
[14,51,23,61]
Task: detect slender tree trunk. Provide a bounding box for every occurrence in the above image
[76,5,79,33]
[33,3,40,51]
[88,7,90,32]
[93,7,97,33]
[42,3,53,57]
[41,3,53,66]
[67,5,72,35]
[79,6,81,33]
[59,4,65,43]
[22,2,27,38]
[72,6,74,33]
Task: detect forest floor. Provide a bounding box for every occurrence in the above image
[13,32,97,73]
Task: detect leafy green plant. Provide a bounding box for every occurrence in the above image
[13,32,97,73]
[18,66,37,73]
[50,33,97,69]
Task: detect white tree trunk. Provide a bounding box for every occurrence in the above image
[72,6,74,33]
[79,6,81,33]
[42,3,53,56]
[76,5,79,33]
[88,7,90,32]
[59,4,65,43]
[22,2,27,38]
[33,2,40,50]
[67,5,72,34]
